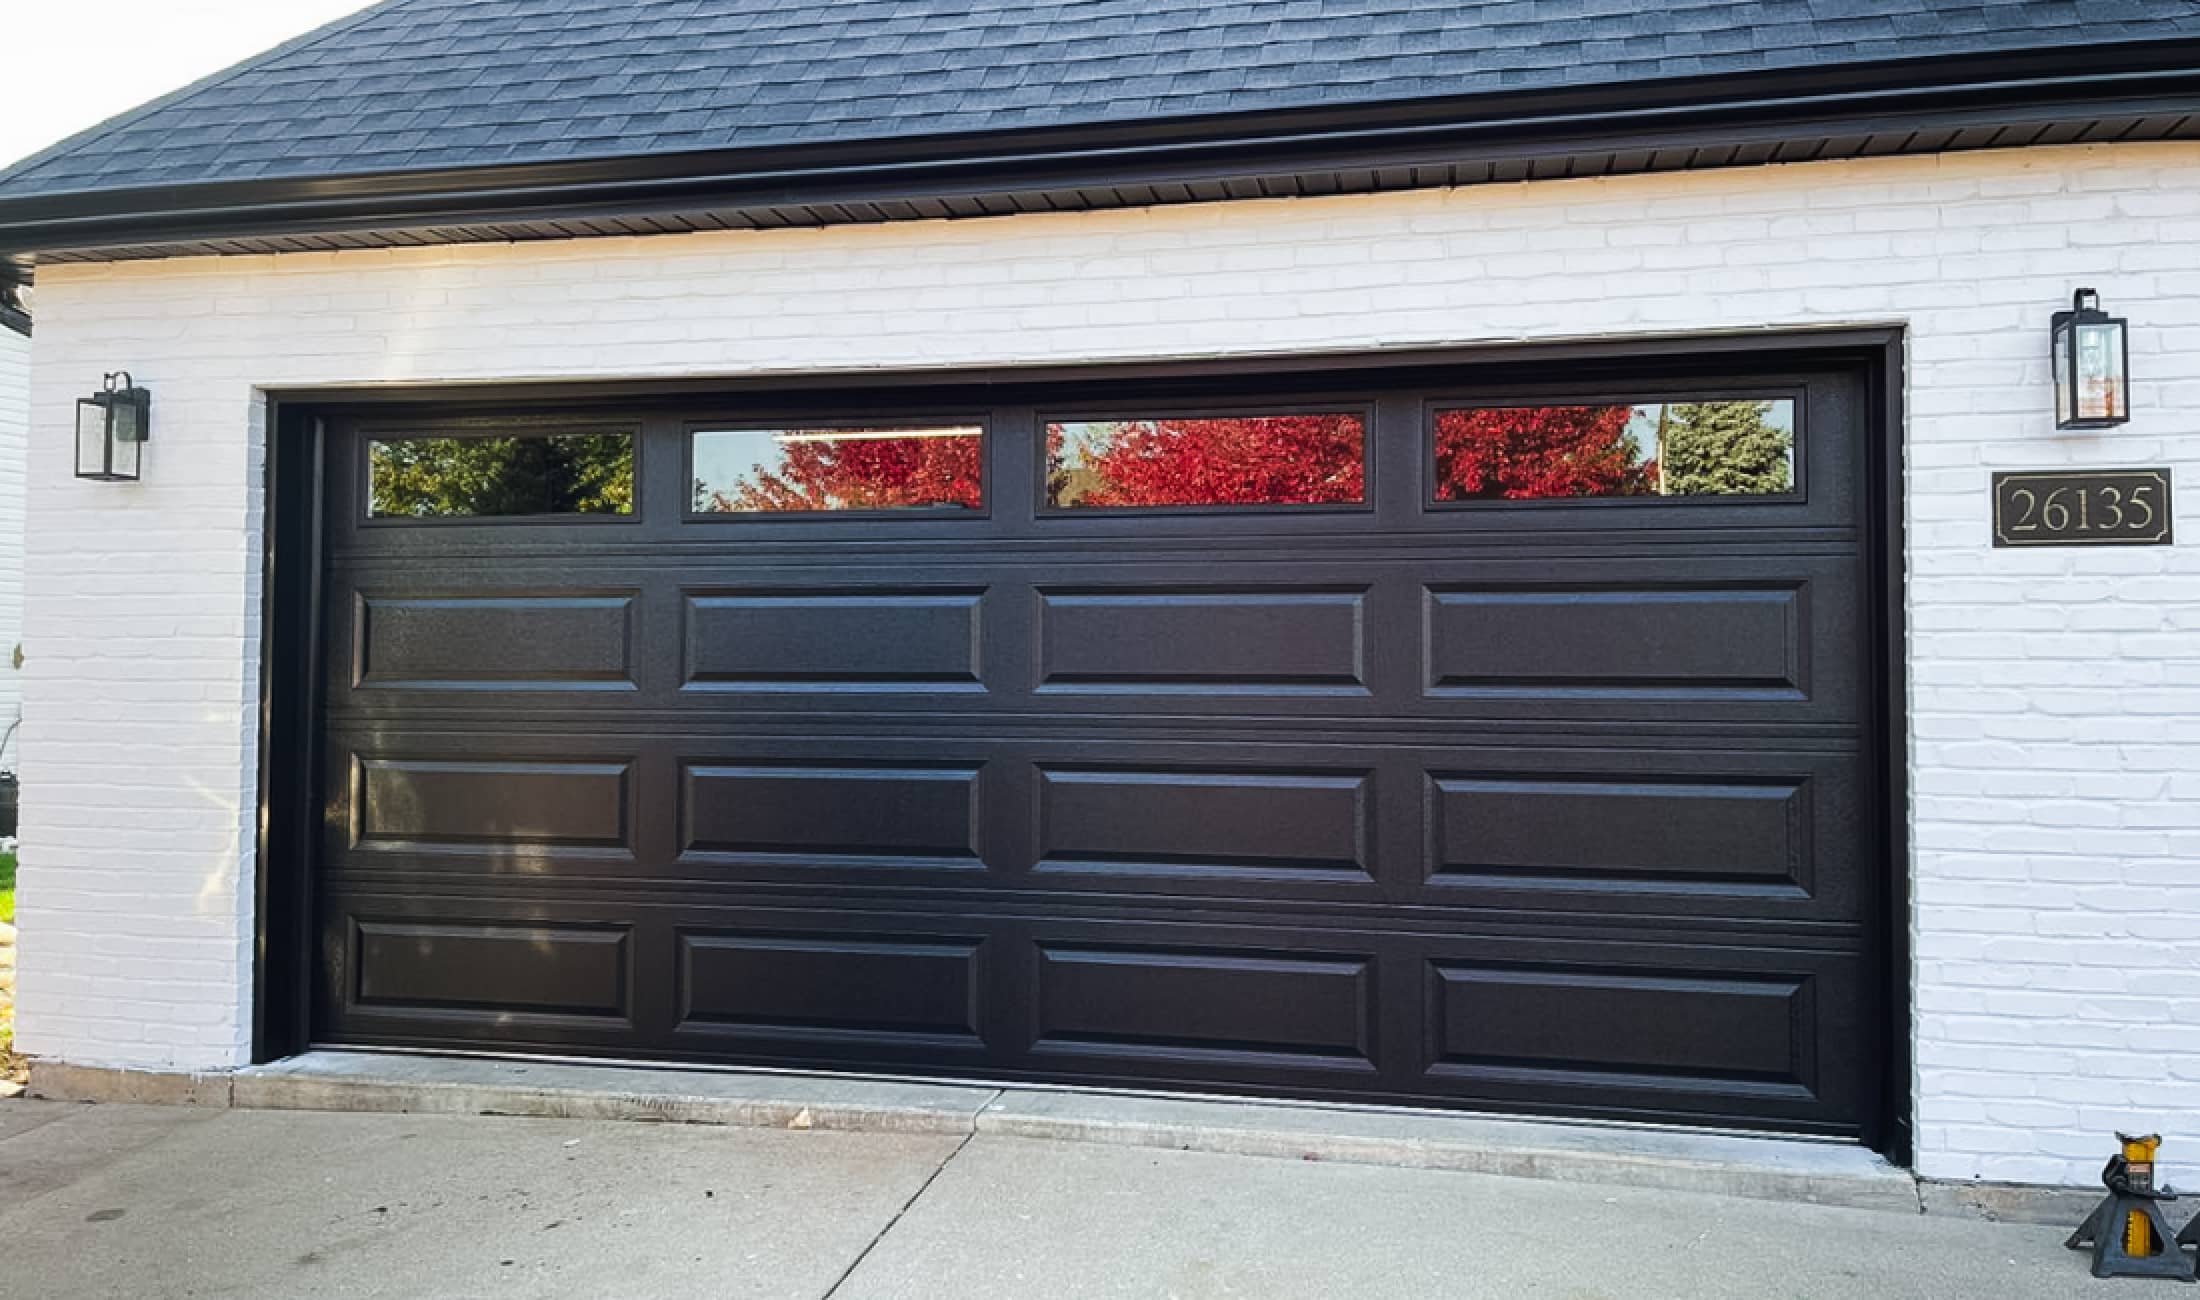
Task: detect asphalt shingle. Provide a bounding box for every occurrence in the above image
[5,0,2199,198]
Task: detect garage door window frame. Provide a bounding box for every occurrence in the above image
[353,415,647,529]
[1037,398,1377,516]
[683,415,996,520]
[1421,383,1809,511]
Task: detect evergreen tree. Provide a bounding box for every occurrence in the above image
[1658,401,1791,496]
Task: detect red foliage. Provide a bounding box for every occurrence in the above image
[1058,416,1366,507]
[1432,405,1646,500]
[714,431,983,512]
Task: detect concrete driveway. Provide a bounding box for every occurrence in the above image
[0,1098,2126,1298]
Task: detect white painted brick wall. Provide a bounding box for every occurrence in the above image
[0,324,26,771]
[19,141,2200,1186]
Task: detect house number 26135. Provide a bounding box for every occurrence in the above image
[1992,469,2174,547]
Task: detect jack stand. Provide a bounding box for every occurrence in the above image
[2066,1134,2197,1282]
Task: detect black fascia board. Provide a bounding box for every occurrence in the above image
[3,36,2198,261]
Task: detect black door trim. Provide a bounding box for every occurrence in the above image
[253,399,324,1059]
[252,327,1911,1158]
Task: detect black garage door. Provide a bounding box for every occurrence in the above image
[309,348,1892,1140]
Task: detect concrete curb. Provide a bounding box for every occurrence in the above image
[23,1051,2090,1222]
[229,1052,996,1135]
[974,1090,1920,1213]
[29,1060,235,1108]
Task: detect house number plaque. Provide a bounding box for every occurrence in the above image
[1992,469,2173,547]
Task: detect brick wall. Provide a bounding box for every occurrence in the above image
[19,141,2200,1186]
[0,325,25,773]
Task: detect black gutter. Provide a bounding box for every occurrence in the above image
[3,36,2198,261]
[0,283,26,337]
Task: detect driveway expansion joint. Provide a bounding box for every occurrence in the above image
[821,1128,977,1299]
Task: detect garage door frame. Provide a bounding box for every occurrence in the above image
[251,326,1911,1162]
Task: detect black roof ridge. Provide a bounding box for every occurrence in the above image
[0,0,415,184]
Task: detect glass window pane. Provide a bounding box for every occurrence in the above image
[367,433,635,518]
[1046,414,1366,509]
[691,425,984,513]
[1431,400,1796,501]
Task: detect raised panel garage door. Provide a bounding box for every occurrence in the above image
[310,350,1893,1141]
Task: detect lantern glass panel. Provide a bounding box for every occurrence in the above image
[2074,320,2126,422]
[77,398,111,478]
[110,394,146,444]
[109,423,142,480]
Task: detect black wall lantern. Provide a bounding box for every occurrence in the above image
[2052,289,2131,430]
[76,371,151,482]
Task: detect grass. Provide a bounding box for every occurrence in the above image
[0,850,13,926]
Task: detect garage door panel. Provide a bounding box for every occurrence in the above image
[1028,940,1379,1075]
[1417,554,1857,724]
[1427,965,1809,1086]
[1034,585,1370,696]
[677,760,987,868]
[353,590,639,692]
[346,917,635,1025]
[1417,750,1861,919]
[1032,764,1375,883]
[672,929,988,1053]
[1413,936,1865,1127]
[1426,584,1803,699]
[350,755,637,857]
[1427,775,1803,888]
[681,587,987,693]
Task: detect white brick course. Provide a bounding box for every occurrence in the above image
[0,324,25,770]
[19,140,2200,1186]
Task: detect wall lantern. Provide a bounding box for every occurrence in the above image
[2052,289,2131,430]
[76,371,150,482]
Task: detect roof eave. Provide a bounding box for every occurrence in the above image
[4,37,2198,269]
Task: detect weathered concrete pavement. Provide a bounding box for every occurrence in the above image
[0,1098,2127,1299]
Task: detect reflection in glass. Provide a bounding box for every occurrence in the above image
[368,433,635,518]
[1431,400,1795,501]
[1046,414,1366,508]
[692,426,984,513]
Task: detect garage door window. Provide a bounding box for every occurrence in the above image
[367,432,636,519]
[1430,399,1796,502]
[691,425,985,513]
[1045,412,1367,509]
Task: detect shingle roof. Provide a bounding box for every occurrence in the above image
[8,0,2200,199]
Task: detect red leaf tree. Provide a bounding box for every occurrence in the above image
[705,432,983,512]
[1052,416,1365,507]
[1432,405,1649,500]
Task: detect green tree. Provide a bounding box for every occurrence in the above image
[370,434,633,517]
[1657,401,1791,496]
